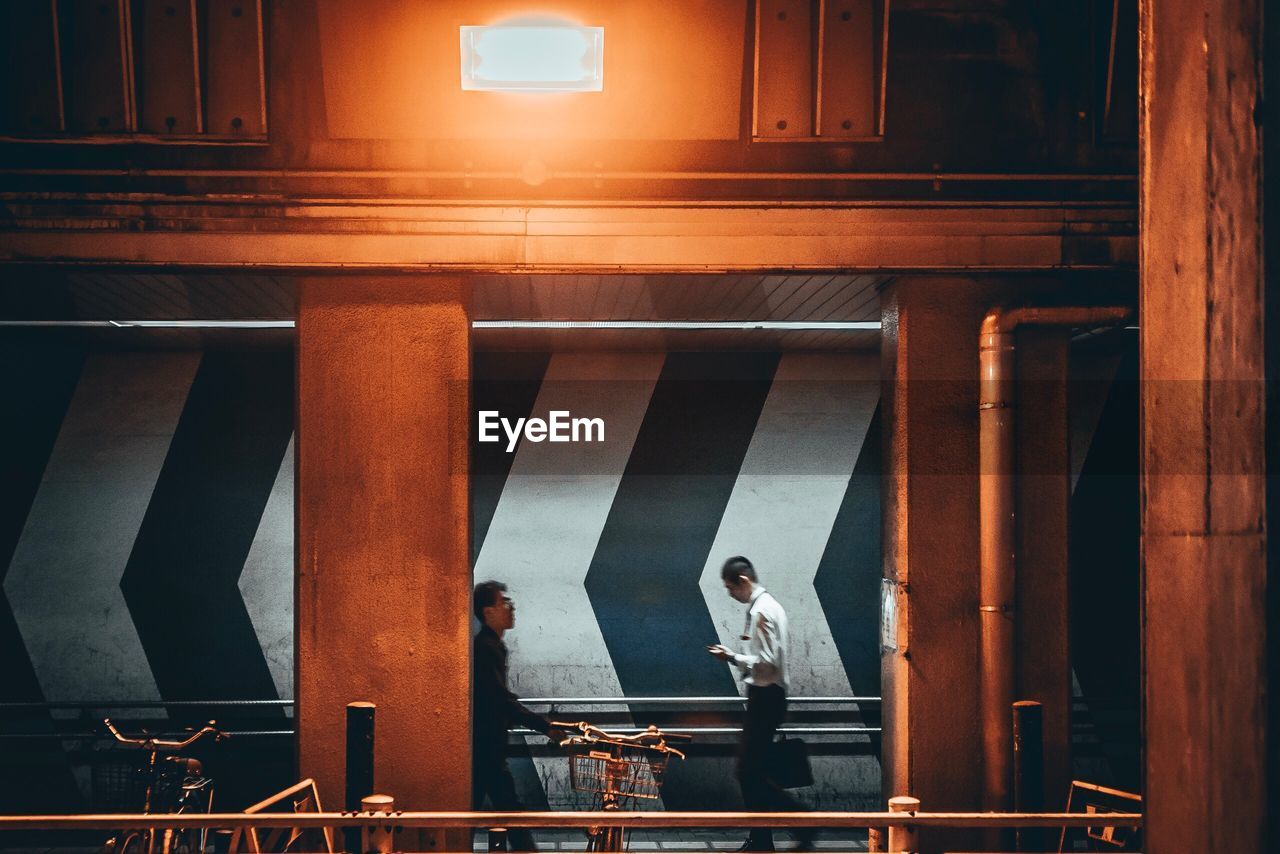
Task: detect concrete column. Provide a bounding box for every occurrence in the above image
[296,276,471,851]
[881,277,990,853]
[1013,329,1072,809]
[1140,1,1270,851]
[881,278,1073,851]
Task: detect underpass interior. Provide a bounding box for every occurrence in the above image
[0,0,1272,851]
[0,272,1140,848]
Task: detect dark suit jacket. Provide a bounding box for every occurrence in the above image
[473,625,552,766]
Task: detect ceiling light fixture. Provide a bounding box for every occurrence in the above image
[460,24,604,92]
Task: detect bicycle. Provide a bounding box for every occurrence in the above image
[100,717,227,854]
[552,720,692,852]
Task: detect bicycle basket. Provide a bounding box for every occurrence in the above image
[91,754,149,811]
[568,746,669,800]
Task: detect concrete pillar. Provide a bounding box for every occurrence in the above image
[881,277,988,853]
[881,278,1073,851]
[296,276,471,850]
[1013,329,1072,809]
[1140,1,1270,851]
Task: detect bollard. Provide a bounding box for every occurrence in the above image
[886,795,920,853]
[867,826,884,852]
[1012,700,1045,852]
[345,702,376,853]
[361,794,396,854]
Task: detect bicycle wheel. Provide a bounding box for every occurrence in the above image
[111,830,148,854]
[583,792,606,853]
[160,826,206,854]
[597,797,625,853]
[598,826,624,853]
[166,777,213,854]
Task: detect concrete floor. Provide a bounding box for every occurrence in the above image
[0,839,872,854]
[475,829,870,851]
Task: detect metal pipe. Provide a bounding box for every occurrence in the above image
[0,811,1143,831]
[522,696,880,704]
[977,305,1130,812]
[360,795,396,854]
[0,695,879,709]
[242,779,321,814]
[512,726,880,735]
[0,699,291,709]
[979,314,1017,813]
[0,726,881,741]
[345,702,376,854]
[0,731,293,740]
[0,165,1135,182]
[1012,701,1045,852]
[885,797,920,853]
[0,320,881,331]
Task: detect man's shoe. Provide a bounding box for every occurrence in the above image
[734,841,775,852]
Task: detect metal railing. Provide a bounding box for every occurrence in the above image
[0,696,884,740]
[0,806,1144,854]
[0,809,1144,830]
[0,696,880,709]
[0,700,291,710]
[521,696,880,704]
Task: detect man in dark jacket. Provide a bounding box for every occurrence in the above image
[473,580,563,852]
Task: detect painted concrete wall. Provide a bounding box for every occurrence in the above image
[472,351,884,809]
[0,338,1139,812]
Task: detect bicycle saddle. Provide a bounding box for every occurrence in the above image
[165,756,203,775]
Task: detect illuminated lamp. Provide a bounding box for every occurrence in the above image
[460,24,604,92]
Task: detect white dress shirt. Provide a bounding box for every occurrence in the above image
[730,585,789,690]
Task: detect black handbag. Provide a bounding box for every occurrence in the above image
[767,737,814,788]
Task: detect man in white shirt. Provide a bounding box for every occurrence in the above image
[708,556,813,852]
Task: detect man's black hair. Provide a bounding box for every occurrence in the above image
[721,556,758,582]
[473,580,508,620]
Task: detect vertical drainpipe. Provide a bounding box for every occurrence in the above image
[979,312,1017,812]
[978,305,1131,813]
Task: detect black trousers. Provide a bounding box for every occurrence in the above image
[473,755,535,852]
[737,684,809,851]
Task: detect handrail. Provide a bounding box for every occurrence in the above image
[240,779,322,814]
[0,726,880,741]
[0,696,880,711]
[513,726,879,735]
[0,730,293,740]
[231,777,334,854]
[523,697,879,705]
[0,810,1143,831]
[0,700,291,710]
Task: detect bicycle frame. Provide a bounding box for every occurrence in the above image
[103,719,224,854]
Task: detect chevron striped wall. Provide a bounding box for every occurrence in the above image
[472,352,884,809]
[0,336,1139,813]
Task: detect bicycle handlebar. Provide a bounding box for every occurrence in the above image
[103,718,227,750]
[550,721,689,758]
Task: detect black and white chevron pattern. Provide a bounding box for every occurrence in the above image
[1,350,883,709]
[0,337,1139,808]
[4,352,293,713]
[472,352,883,708]
[472,352,884,809]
